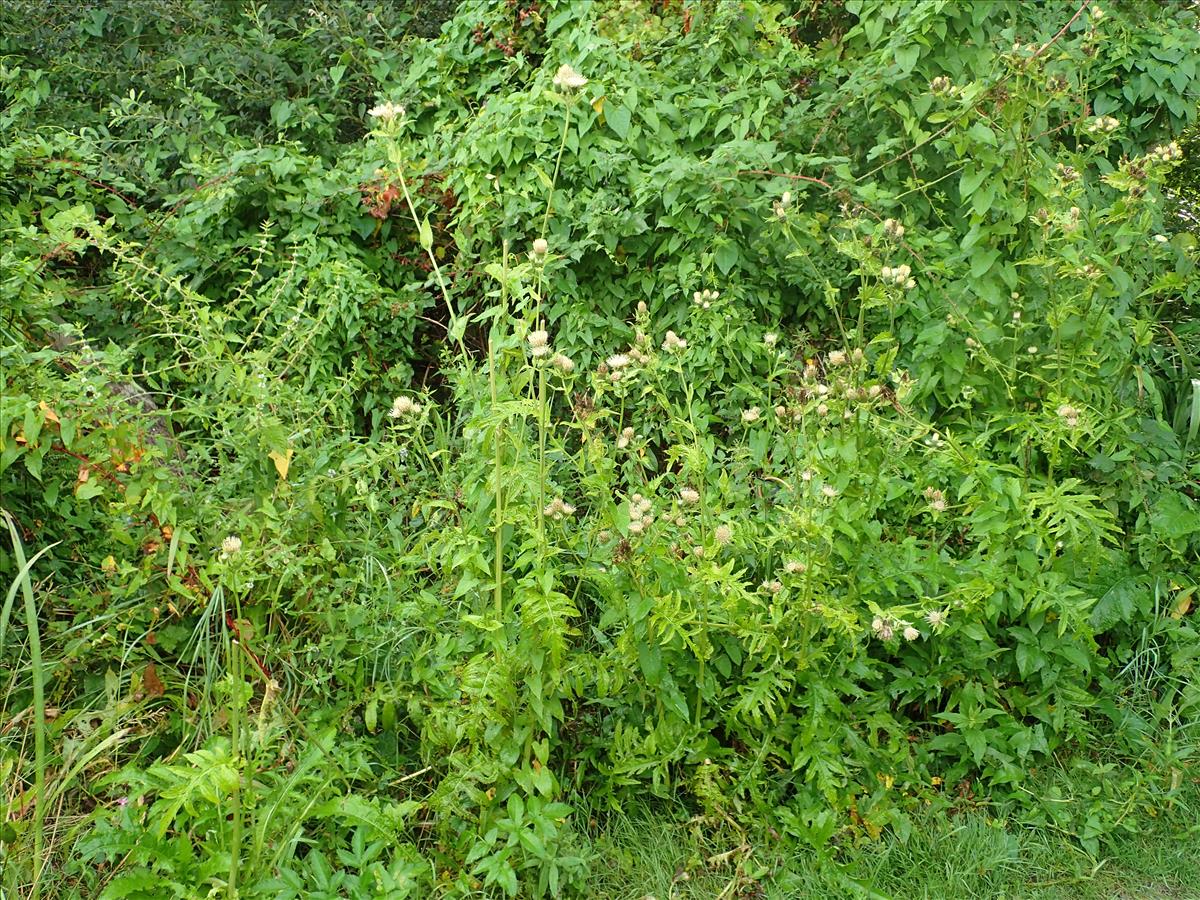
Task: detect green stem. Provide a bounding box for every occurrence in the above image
[537,365,548,554]
[541,100,574,240]
[228,591,243,898]
[388,145,466,358]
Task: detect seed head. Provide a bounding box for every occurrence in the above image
[714,524,733,545]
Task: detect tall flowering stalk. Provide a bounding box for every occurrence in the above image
[369,102,466,355]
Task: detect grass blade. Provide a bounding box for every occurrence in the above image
[2,510,59,900]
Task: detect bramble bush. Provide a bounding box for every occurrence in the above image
[2,1,1199,897]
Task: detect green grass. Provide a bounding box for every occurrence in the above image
[585,782,1200,900]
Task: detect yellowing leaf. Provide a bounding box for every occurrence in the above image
[591,95,605,115]
[39,401,60,424]
[1170,591,1193,620]
[268,448,293,481]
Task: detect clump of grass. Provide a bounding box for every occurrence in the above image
[584,779,1200,900]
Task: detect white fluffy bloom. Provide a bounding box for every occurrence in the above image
[389,395,422,418]
[551,353,575,373]
[543,497,577,520]
[606,353,630,369]
[527,330,551,358]
[532,238,549,257]
[714,524,733,545]
[220,535,242,557]
[679,487,700,505]
[741,406,761,424]
[903,626,921,641]
[552,64,588,90]
[368,101,404,122]
[662,330,688,353]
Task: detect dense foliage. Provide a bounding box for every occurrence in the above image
[2,1,1199,896]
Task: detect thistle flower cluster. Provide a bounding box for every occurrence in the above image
[713,523,733,545]
[543,497,577,520]
[761,579,783,594]
[741,406,761,424]
[1055,163,1079,183]
[872,615,920,642]
[597,331,654,382]
[662,330,688,353]
[389,395,423,418]
[783,560,808,576]
[527,328,575,372]
[881,263,915,289]
[772,190,792,219]
[219,535,243,559]
[553,64,588,91]
[692,288,720,310]
[882,218,906,240]
[1149,141,1183,163]
[1056,403,1081,428]
[1087,115,1119,134]
[775,348,884,425]
[924,486,947,513]
[616,426,636,449]
[628,493,654,534]
[527,329,551,359]
[925,609,948,629]
[532,238,549,258]
[929,75,956,96]
[367,101,405,122]
[679,487,700,505]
